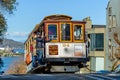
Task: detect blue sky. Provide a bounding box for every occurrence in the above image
[6,0,108,42]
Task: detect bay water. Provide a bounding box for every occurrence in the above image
[1,56,21,73]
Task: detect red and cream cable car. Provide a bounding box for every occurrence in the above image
[24,14,89,73]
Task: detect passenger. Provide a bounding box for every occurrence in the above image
[30,44,36,67]
[35,32,44,65]
[30,44,33,53]
[32,31,50,67]
[74,27,81,40]
[36,32,43,48]
[32,33,38,67]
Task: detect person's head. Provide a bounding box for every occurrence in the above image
[37,32,41,37]
[33,32,37,38]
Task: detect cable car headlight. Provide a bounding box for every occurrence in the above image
[49,45,58,55]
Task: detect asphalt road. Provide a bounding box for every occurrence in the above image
[0,73,120,80]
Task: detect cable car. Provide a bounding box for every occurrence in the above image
[24,14,89,73]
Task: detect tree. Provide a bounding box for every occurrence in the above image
[0,0,17,42]
[0,0,18,71]
[0,14,7,42]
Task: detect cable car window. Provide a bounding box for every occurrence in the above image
[61,23,71,41]
[48,24,57,40]
[74,25,82,40]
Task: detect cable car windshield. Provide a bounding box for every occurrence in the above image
[61,23,71,41]
[48,24,57,40]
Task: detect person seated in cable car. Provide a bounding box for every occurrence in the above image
[74,26,81,40]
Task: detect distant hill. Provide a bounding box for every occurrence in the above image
[0,39,24,48]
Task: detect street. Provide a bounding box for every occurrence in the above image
[0,73,120,80]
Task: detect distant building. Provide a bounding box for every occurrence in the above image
[81,17,107,73]
[0,47,5,51]
[12,48,24,54]
[106,0,120,70]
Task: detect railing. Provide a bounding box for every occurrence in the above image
[1,53,22,57]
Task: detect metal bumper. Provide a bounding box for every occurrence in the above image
[45,58,89,64]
